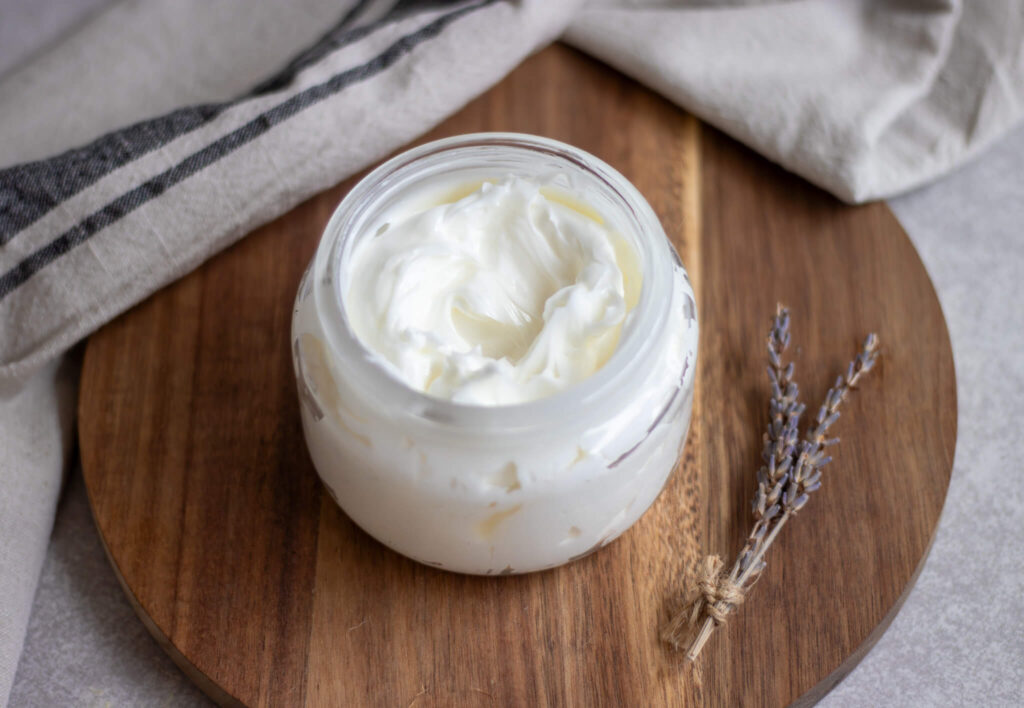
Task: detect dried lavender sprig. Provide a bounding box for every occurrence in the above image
[741,307,805,575]
[763,305,804,470]
[784,333,880,513]
[764,306,800,455]
[669,320,881,662]
[734,333,881,579]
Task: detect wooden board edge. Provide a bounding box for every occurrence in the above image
[79,469,245,708]
[793,504,945,707]
[796,251,959,706]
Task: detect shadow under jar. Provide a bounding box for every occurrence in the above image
[292,133,698,575]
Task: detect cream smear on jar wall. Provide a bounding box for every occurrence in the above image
[292,134,698,575]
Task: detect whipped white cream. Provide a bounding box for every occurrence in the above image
[343,177,640,405]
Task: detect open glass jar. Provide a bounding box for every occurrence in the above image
[292,133,698,575]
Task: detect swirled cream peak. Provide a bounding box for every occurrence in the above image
[344,176,640,405]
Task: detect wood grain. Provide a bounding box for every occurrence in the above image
[79,44,956,707]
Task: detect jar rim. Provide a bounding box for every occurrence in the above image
[312,132,679,436]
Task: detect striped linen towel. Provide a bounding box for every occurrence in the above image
[1,0,1021,702]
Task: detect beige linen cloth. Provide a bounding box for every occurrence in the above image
[1,0,1021,702]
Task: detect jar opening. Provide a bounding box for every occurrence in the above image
[313,133,677,435]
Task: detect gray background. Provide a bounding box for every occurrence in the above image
[4,2,1023,705]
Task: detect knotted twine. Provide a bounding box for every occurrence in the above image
[661,555,752,660]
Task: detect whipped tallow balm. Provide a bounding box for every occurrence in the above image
[292,134,698,574]
[345,176,637,406]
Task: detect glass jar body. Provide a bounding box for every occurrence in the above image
[291,134,698,574]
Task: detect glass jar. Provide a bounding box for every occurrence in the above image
[292,133,698,575]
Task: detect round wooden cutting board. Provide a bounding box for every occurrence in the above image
[79,45,955,707]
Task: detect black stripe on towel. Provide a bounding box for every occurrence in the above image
[0,0,495,300]
[0,103,228,244]
[0,0,469,245]
[250,0,451,95]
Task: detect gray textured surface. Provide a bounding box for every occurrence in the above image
[5,3,1024,706]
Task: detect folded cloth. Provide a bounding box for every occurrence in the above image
[0,356,78,705]
[0,0,584,390]
[568,0,1024,203]
[1,0,1021,702]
